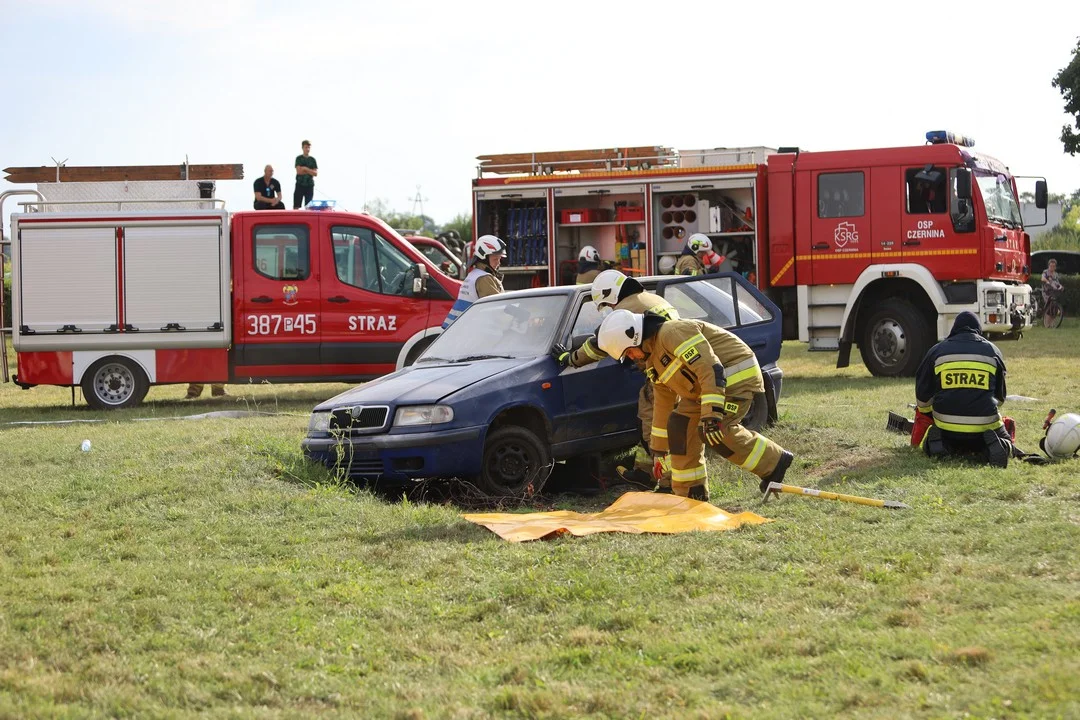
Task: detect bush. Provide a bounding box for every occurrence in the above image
[1058,274,1080,313]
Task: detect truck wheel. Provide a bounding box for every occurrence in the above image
[858,299,931,378]
[478,426,553,497]
[81,357,149,410]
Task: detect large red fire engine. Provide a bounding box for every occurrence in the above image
[1,180,460,409]
[472,133,1048,376]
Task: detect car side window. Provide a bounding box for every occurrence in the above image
[661,277,773,328]
[374,234,417,297]
[570,298,603,339]
[254,224,310,280]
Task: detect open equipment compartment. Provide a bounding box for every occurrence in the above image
[650,174,760,283]
[552,182,647,285]
[473,187,550,291]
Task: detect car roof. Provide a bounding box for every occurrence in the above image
[471,274,672,306]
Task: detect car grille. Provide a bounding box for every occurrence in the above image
[342,457,386,476]
[329,405,390,433]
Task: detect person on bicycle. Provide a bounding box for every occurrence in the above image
[1041,258,1063,304]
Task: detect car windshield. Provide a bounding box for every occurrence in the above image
[976,172,1023,228]
[418,294,569,363]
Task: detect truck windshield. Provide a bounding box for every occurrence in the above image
[418,294,569,363]
[976,172,1023,228]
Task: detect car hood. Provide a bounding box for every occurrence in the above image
[314,357,532,410]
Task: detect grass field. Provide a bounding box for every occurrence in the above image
[1,322,1078,719]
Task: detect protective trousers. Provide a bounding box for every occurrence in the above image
[668,394,785,499]
[637,383,671,489]
[922,425,1012,468]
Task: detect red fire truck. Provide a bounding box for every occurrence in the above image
[2,188,460,409]
[472,133,1048,376]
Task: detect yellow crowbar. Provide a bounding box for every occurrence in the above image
[763,482,910,510]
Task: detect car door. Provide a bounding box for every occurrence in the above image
[654,273,782,367]
[552,293,644,445]
[233,217,322,374]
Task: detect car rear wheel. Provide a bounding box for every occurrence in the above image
[478,426,552,497]
[82,356,149,410]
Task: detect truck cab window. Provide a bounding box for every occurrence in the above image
[949,169,976,233]
[331,227,417,297]
[254,225,310,280]
[331,227,380,293]
[817,172,865,218]
[906,167,947,214]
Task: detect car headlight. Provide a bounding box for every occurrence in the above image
[985,290,1005,307]
[394,405,454,426]
[308,411,331,435]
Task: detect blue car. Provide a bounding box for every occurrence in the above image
[302,273,784,496]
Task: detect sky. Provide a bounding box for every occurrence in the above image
[1,0,1079,231]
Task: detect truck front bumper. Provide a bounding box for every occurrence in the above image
[976,280,1031,334]
[302,425,486,480]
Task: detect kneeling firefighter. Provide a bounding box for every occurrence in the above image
[441,235,506,329]
[552,270,679,489]
[912,311,1013,467]
[597,308,793,500]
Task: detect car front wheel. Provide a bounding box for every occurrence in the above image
[478,426,553,498]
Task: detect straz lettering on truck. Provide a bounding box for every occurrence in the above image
[247,314,318,335]
[348,315,398,332]
[906,219,946,240]
[940,369,990,390]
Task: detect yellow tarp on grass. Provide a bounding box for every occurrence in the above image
[463,491,771,542]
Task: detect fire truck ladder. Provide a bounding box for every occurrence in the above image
[0,190,46,384]
[476,146,677,176]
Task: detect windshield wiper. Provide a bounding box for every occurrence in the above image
[451,354,516,362]
[415,356,452,364]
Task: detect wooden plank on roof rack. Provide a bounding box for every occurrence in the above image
[477,147,675,174]
[3,163,245,184]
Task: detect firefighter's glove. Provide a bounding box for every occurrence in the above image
[551,344,571,368]
[700,416,725,447]
[651,453,671,481]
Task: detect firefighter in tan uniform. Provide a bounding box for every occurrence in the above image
[552,270,679,489]
[597,308,794,500]
[575,246,602,285]
[675,233,719,276]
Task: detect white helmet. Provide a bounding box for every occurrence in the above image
[1043,413,1080,459]
[687,233,712,253]
[591,269,628,308]
[579,245,600,263]
[597,309,643,360]
[658,256,677,274]
[474,234,506,261]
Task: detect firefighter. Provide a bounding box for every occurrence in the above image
[185,383,226,399]
[441,235,506,329]
[911,311,1013,467]
[597,308,793,500]
[576,246,602,284]
[675,233,721,276]
[551,269,680,490]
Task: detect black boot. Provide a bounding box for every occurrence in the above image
[687,484,709,502]
[758,450,794,494]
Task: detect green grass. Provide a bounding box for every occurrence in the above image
[1,323,1079,719]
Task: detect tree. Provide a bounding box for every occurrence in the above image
[1052,38,1080,155]
[440,213,472,240]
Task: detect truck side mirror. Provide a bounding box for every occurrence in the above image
[1035,180,1048,210]
[955,168,972,201]
[412,263,429,295]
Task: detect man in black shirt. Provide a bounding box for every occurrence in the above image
[253,165,285,209]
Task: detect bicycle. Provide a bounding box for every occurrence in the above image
[1041,284,1064,329]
